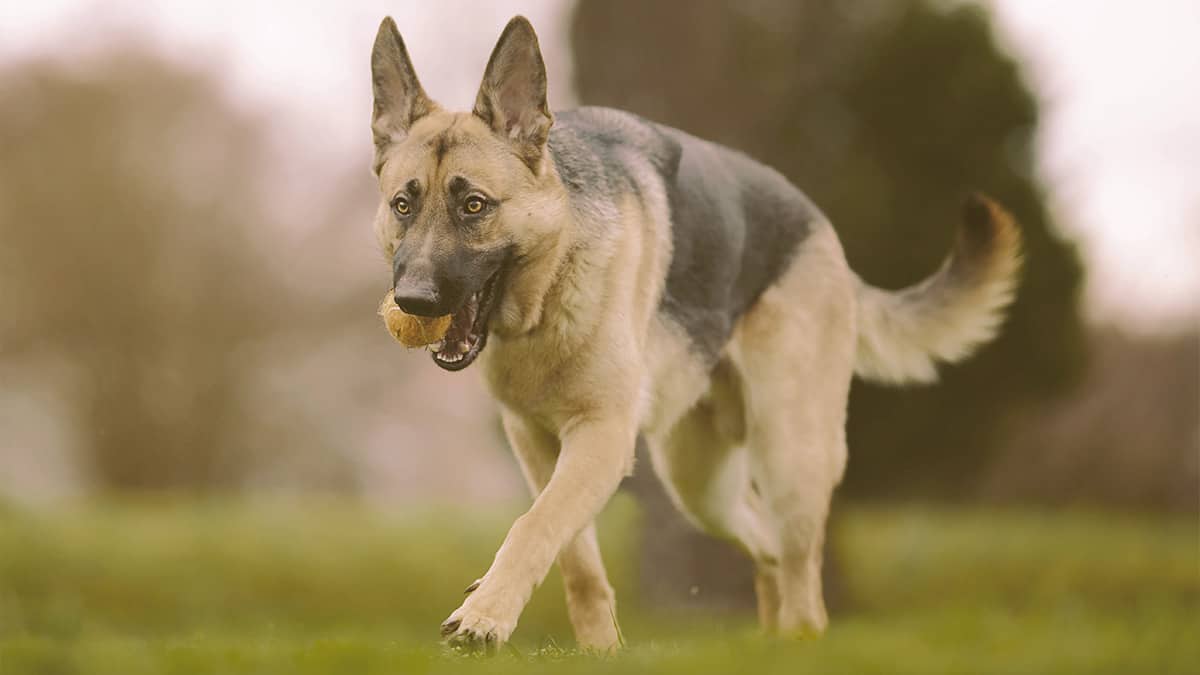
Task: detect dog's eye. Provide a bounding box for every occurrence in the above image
[464,196,486,215]
[391,196,411,217]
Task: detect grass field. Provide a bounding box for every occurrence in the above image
[1,496,1195,674]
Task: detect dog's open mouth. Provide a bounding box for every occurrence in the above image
[429,266,506,372]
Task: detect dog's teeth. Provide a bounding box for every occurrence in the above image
[430,340,443,353]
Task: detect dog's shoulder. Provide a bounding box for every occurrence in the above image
[548,107,680,196]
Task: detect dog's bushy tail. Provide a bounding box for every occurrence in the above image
[854,193,1023,385]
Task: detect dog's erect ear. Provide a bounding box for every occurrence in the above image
[371,17,436,171]
[473,16,553,172]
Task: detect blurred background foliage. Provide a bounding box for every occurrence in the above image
[1,54,288,490]
[0,0,1196,667]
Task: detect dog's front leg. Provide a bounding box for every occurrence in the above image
[441,415,636,651]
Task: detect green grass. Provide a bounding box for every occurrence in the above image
[0,496,1195,674]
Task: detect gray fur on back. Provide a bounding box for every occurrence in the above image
[548,107,821,362]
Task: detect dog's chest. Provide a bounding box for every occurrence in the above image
[481,310,714,442]
[479,330,602,430]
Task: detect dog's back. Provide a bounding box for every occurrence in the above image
[549,106,1021,384]
[550,106,826,362]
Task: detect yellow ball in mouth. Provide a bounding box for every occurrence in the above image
[378,291,452,347]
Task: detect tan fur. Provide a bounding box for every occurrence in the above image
[728,224,857,635]
[854,195,1022,384]
[369,16,1022,652]
[454,191,670,650]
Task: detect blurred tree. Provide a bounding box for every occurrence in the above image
[0,52,360,491]
[572,0,1086,607]
[984,326,1199,511]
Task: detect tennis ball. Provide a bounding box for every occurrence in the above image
[378,291,452,347]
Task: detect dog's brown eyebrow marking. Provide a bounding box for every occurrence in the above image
[448,175,470,196]
[433,118,462,165]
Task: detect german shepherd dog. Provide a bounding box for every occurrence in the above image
[369,16,1020,651]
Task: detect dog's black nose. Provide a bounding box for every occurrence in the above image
[393,284,442,317]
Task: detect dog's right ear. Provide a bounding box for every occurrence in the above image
[371,17,436,172]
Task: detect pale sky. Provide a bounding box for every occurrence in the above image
[986,0,1200,332]
[2,0,1197,332]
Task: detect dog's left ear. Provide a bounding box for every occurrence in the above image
[473,16,553,172]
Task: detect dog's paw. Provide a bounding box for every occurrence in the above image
[440,584,520,653]
[440,609,513,654]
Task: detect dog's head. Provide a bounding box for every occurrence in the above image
[370,16,564,371]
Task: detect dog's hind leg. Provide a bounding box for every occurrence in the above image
[646,358,783,631]
[731,225,856,638]
[500,410,622,651]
